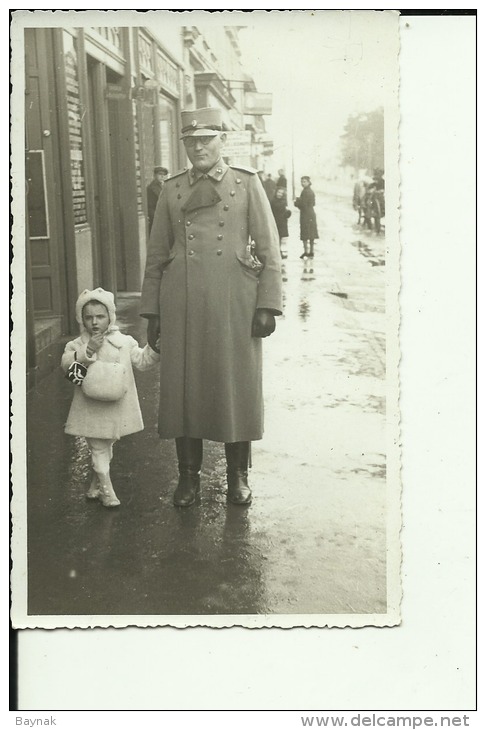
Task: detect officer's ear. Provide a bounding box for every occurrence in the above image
[219,132,227,146]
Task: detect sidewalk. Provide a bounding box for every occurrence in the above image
[24,190,389,621]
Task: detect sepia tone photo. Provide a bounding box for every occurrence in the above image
[11,9,401,629]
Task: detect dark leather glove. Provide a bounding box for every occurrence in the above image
[251,309,276,338]
[147,317,161,353]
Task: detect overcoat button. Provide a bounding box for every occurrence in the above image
[186,221,191,226]
[219,221,224,227]
[188,234,194,240]
[236,178,241,184]
[188,250,195,256]
[216,249,223,255]
[177,194,182,199]
[176,182,180,188]
[223,204,229,211]
[230,191,236,196]
[217,234,223,240]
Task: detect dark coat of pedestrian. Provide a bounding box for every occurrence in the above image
[294,176,319,258]
[271,187,291,259]
[271,188,291,238]
[146,167,168,233]
[262,174,277,202]
[141,107,282,507]
[276,169,287,189]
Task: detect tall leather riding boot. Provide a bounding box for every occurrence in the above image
[173,437,203,507]
[225,441,252,505]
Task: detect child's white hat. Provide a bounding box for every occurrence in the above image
[75,288,117,330]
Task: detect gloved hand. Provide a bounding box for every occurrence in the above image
[252,309,276,338]
[147,317,161,353]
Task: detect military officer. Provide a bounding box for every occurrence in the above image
[140,107,282,507]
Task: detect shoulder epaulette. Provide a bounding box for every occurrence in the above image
[166,168,188,181]
[229,164,257,175]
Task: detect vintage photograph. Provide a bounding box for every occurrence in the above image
[11,9,401,629]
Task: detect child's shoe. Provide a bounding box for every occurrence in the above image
[86,474,101,500]
[98,477,120,508]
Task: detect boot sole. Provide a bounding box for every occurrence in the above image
[227,493,252,505]
[173,485,200,507]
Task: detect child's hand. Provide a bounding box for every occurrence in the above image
[86,332,104,356]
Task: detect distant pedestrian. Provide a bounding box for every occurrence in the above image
[262,173,277,202]
[270,187,291,259]
[61,288,160,507]
[276,169,288,203]
[276,168,287,190]
[147,166,168,234]
[362,182,376,230]
[294,176,319,259]
[372,167,385,191]
[353,175,369,225]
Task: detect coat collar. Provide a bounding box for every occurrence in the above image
[188,159,228,186]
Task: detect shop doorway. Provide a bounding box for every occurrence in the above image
[86,57,117,294]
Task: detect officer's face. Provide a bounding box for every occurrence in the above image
[183,133,226,172]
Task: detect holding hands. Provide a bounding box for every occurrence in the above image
[147,317,161,354]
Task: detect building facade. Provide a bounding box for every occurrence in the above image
[23,24,272,387]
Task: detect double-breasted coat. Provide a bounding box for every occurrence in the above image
[140,160,282,443]
[294,186,319,241]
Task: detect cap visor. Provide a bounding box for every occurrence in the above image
[181,128,220,139]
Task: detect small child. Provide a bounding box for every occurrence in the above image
[61,287,160,507]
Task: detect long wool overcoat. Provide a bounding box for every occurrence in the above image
[140,160,282,443]
[294,186,319,241]
[62,330,159,441]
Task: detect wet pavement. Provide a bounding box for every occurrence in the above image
[26,185,388,618]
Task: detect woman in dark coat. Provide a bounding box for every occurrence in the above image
[270,187,291,258]
[294,176,319,259]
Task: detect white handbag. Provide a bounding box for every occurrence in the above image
[81,360,127,402]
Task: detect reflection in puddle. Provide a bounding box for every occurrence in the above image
[300,260,315,280]
[352,238,385,267]
[298,298,310,321]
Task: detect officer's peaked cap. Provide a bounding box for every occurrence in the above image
[181,107,223,138]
